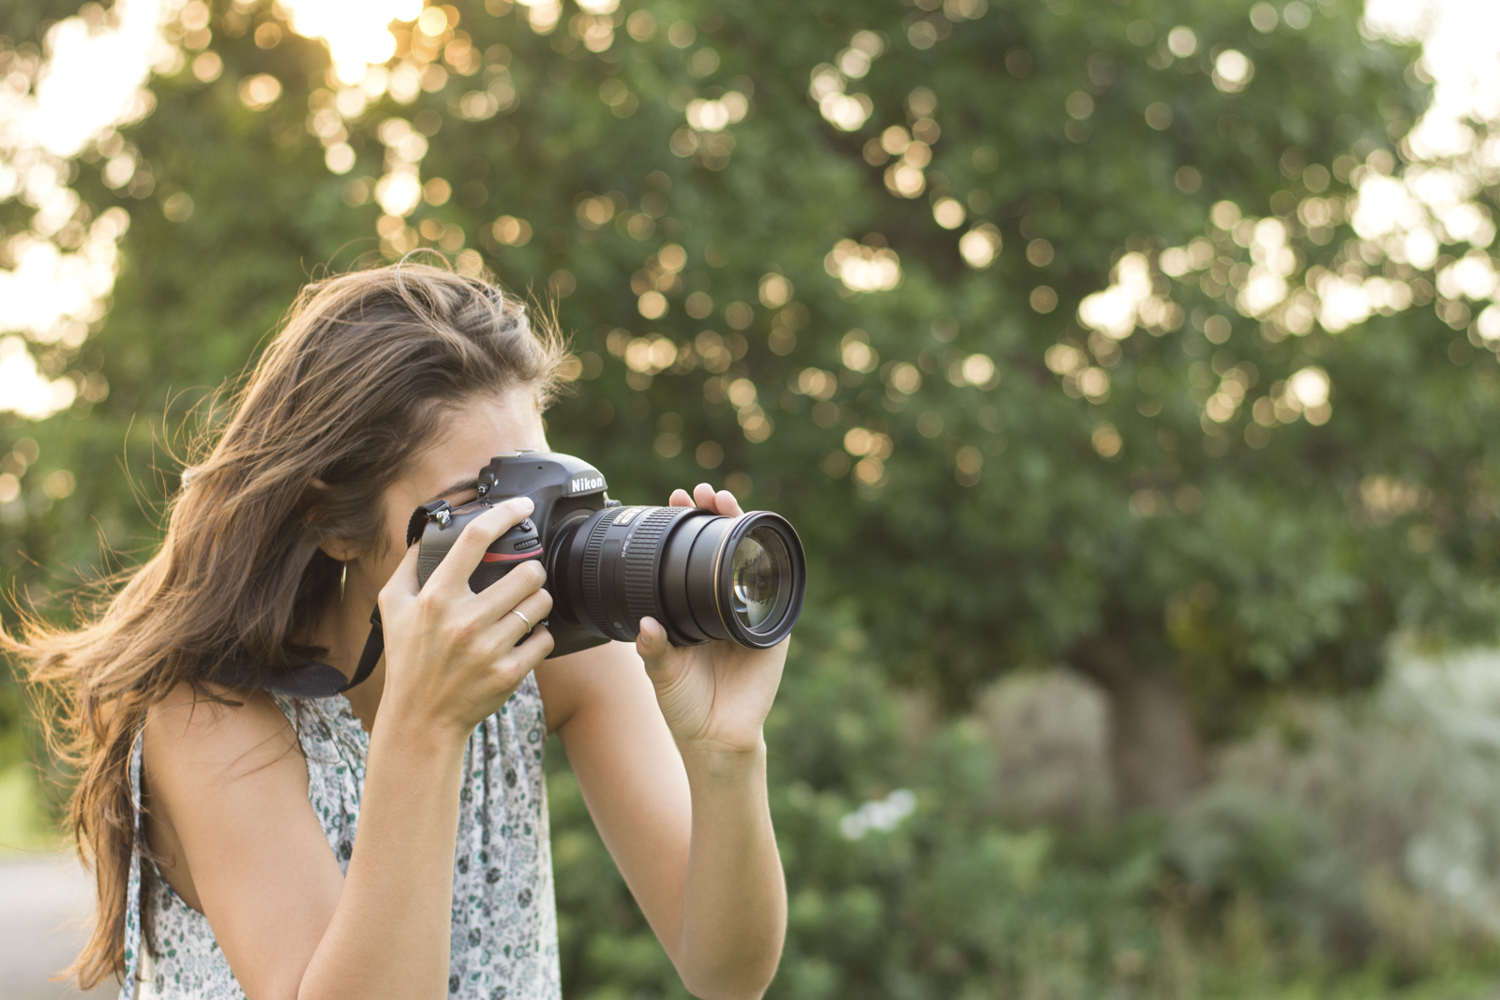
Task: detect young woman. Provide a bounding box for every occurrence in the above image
[14,263,788,1000]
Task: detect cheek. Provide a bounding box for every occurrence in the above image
[366,508,414,583]
[373,549,408,591]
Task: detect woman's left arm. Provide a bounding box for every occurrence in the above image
[536,485,787,1000]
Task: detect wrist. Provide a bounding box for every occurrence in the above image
[677,735,767,778]
[370,705,472,761]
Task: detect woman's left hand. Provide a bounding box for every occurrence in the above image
[636,483,789,755]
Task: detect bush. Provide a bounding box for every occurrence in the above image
[549,618,1500,999]
[1168,648,1500,979]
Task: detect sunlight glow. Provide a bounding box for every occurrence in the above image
[825,240,903,293]
[280,0,424,85]
[809,32,882,133]
[1078,253,1183,339]
[29,0,169,159]
[3,0,1499,434]
[1064,0,1500,431]
[0,0,170,417]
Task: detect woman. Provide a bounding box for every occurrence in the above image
[14,262,787,1000]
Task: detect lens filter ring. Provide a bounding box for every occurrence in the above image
[711,512,806,648]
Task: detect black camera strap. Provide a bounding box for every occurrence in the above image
[244,605,382,699]
[319,500,447,693]
[255,541,394,694]
[347,607,385,691]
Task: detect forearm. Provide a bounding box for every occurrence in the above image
[676,741,786,1000]
[297,721,466,1000]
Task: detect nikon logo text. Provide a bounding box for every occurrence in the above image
[570,475,605,494]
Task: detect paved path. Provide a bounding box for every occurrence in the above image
[0,853,117,1000]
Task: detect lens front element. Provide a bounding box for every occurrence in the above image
[731,526,790,631]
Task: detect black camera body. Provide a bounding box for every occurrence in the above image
[412,450,805,657]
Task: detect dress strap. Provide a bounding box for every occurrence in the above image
[118,725,147,1000]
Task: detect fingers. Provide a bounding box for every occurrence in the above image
[492,611,555,685]
[426,496,534,593]
[635,617,681,687]
[491,581,554,646]
[458,584,554,707]
[510,623,555,667]
[672,482,744,517]
[715,489,744,517]
[470,620,553,709]
[473,557,549,618]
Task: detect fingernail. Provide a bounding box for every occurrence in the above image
[514,496,534,513]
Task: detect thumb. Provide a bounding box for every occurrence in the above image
[636,617,690,691]
[635,616,670,666]
[636,617,696,711]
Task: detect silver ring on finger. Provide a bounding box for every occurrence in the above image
[508,608,534,632]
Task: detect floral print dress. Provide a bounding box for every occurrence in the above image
[119,673,561,1000]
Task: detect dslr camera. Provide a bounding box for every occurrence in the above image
[411,450,806,656]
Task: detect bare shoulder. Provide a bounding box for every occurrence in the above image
[139,680,344,986]
[143,680,304,795]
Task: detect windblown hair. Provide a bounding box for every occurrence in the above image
[7,261,565,989]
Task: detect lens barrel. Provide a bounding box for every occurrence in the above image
[551,505,805,648]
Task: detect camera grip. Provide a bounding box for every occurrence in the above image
[466,546,542,592]
[414,501,544,593]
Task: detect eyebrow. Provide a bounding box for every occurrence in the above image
[428,478,479,504]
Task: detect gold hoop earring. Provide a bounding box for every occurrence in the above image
[340,561,348,602]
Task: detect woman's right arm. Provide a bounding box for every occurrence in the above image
[144,497,551,1000]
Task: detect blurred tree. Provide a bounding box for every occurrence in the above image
[3,0,1494,818]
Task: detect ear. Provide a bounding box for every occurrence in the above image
[303,478,359,563]
[317,538,359,563]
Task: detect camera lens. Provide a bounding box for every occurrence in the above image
[549,505,805,649]
[731,527,790,630]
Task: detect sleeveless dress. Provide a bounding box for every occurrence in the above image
[119,673,561,1000]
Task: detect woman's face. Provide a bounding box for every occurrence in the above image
[358,387,548,591]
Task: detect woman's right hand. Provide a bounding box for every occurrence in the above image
[376,495,554,747]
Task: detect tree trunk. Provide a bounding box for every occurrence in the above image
[1069,636,1208,811]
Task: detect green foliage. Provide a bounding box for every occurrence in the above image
[1169,648,1500,970]
[3,0,1487,745]
[549,611,1500,998]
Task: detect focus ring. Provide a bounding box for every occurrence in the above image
[579,506,627,635]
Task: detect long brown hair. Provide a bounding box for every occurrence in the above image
[7,261,566,988]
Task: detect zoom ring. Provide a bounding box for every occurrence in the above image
[620,507,690,626]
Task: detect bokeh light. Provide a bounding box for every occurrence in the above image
[824,239,902,292]
[3,0,1500,426]
[280,0,423,85]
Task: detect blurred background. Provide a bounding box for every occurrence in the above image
[3,0,1500,997]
